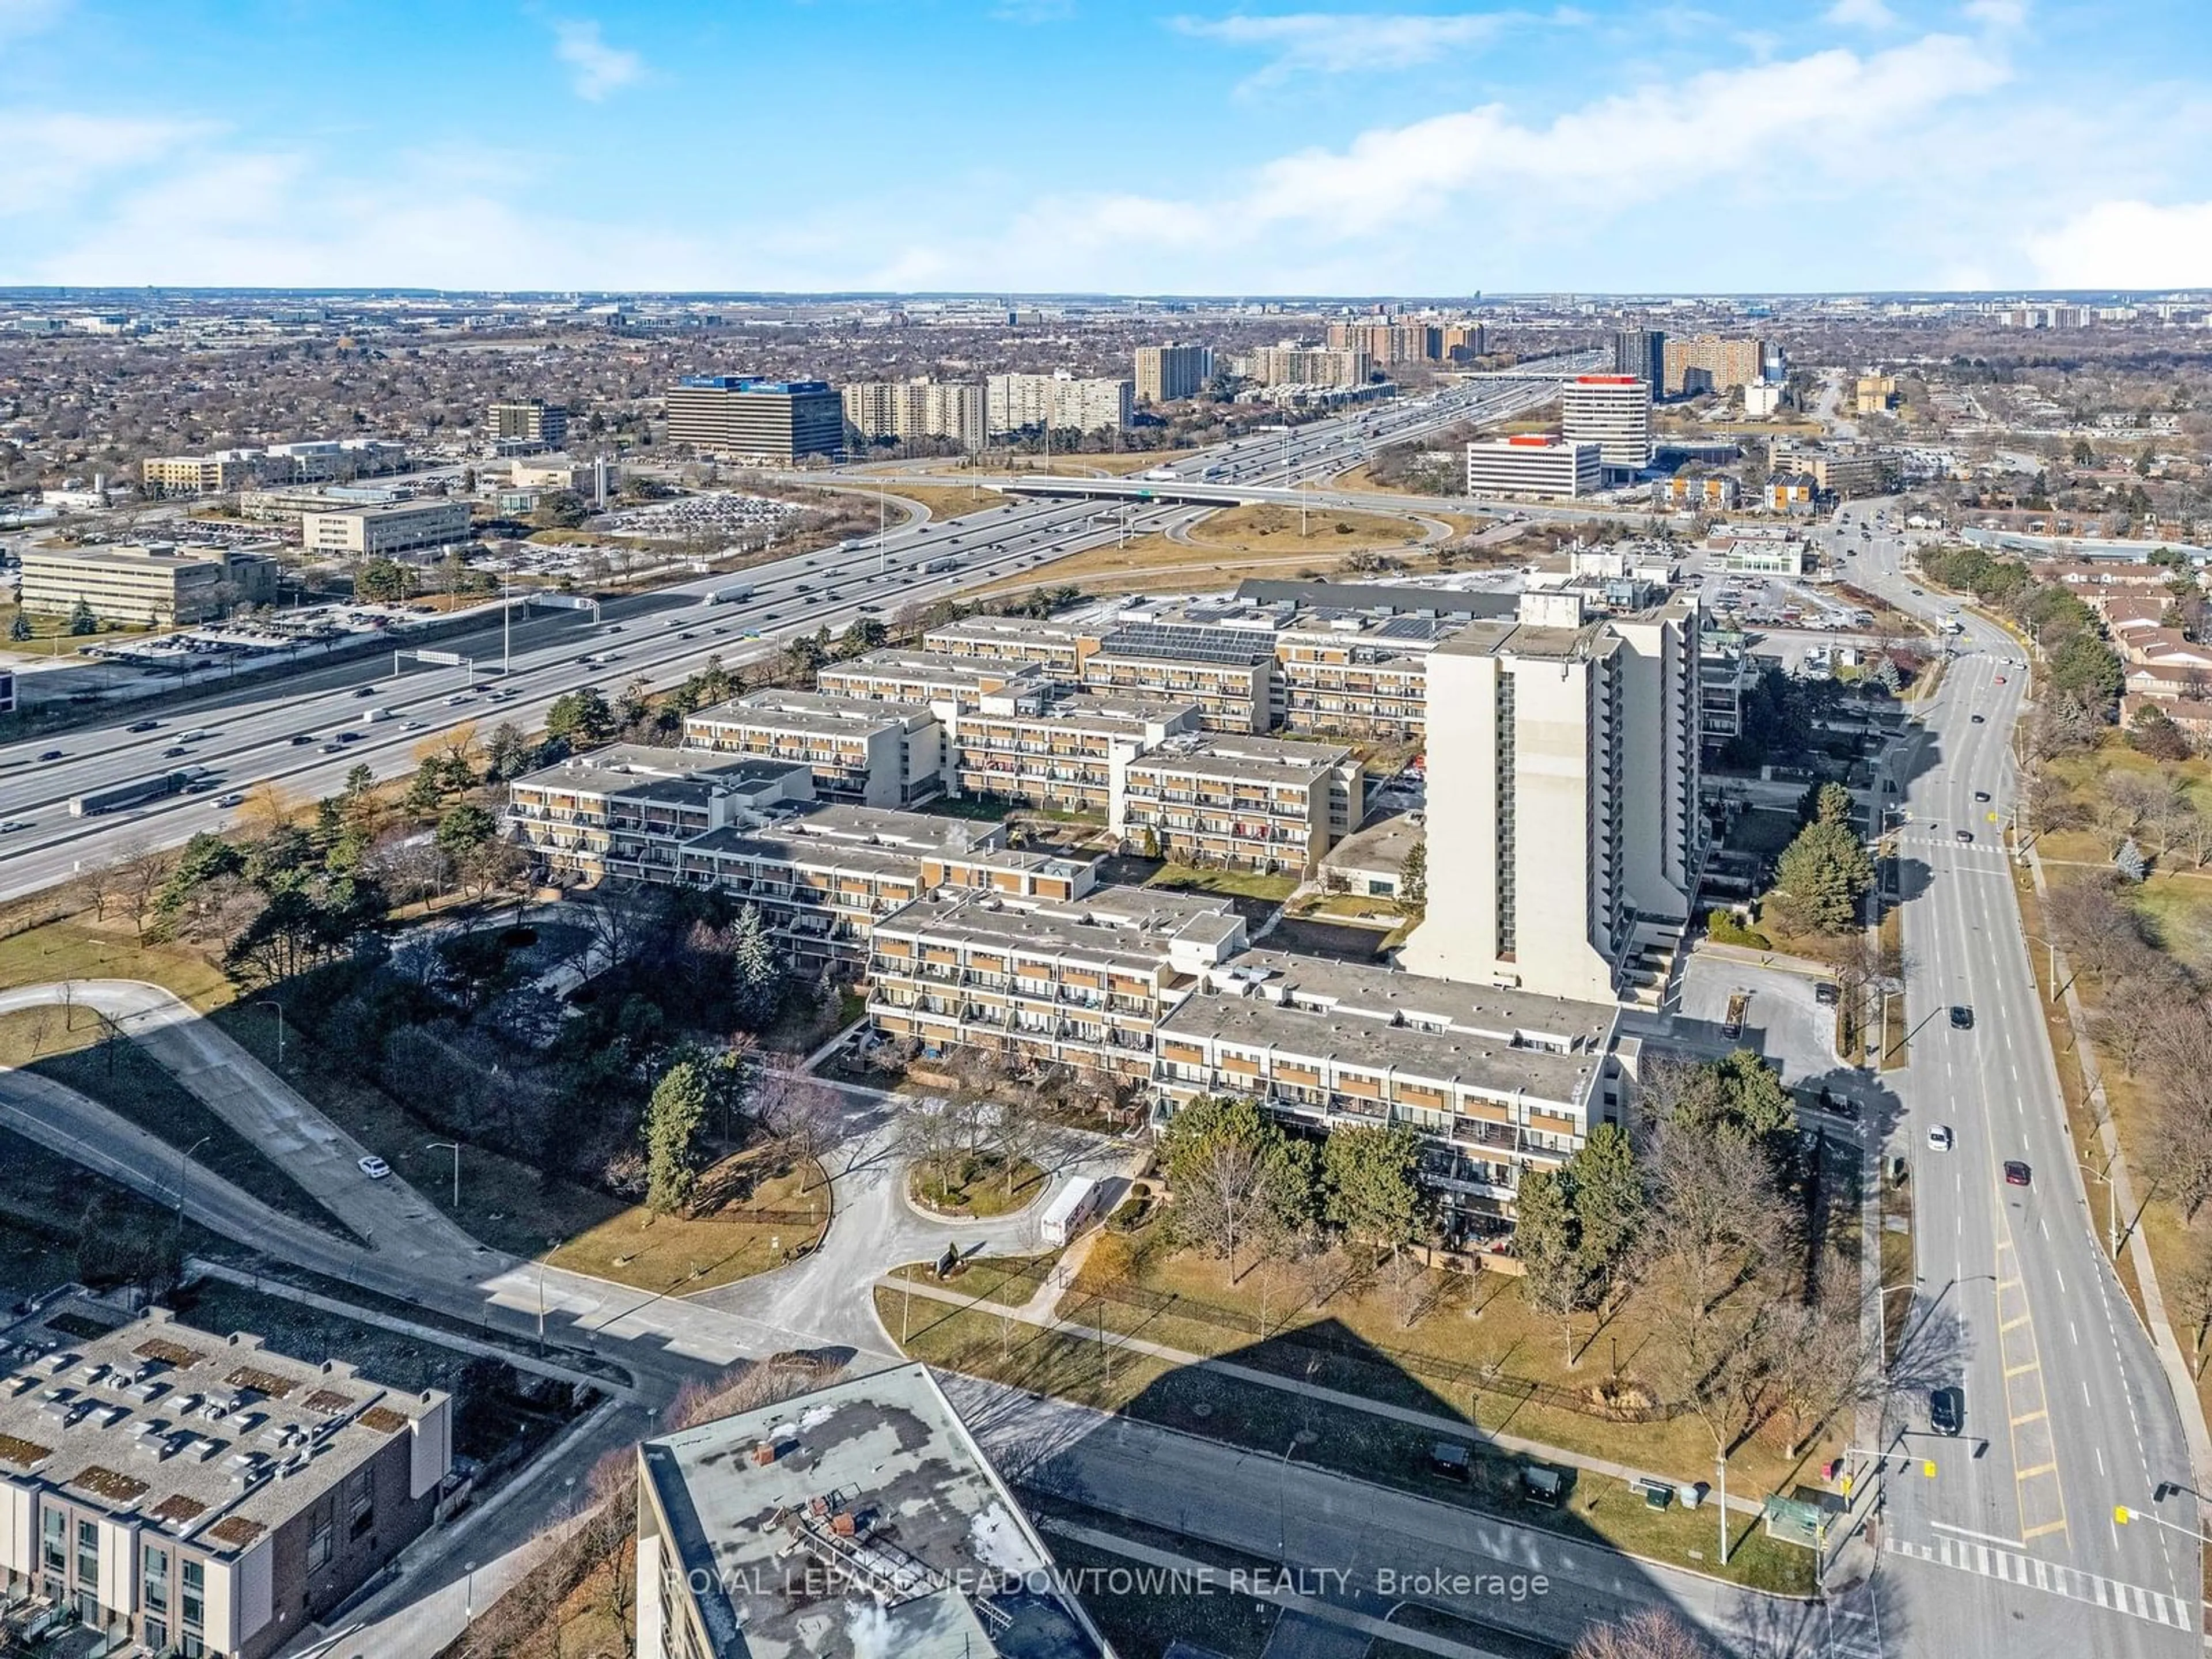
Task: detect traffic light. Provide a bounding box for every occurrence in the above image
[2154,1482,2180,1503]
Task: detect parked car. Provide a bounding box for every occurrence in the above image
[357,1156,392,1180]
[1815,982,1839,1006]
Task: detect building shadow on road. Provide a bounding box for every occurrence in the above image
[933,1306,1908,1659]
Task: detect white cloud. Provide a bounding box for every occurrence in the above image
[1825,0,1896,28]
[552,19,643,101]
[2026,200,2212,289]
[1172,10,1533,79]
[1964,0,2027,24]
[0,113,216,214]
[965,31,2012,289]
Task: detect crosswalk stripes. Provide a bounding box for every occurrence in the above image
[1823,1599,1885,1659]
[1884,1533,2195,1628]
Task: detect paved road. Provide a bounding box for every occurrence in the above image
[946,1376,1831,1658]
[1828,502,2200,1657]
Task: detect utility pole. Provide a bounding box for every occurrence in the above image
[427,1141,461,1210]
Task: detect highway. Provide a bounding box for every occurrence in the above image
[0,357,1590,902]
[1834,503,2200,1656]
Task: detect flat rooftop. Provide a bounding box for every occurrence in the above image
[514,745,806,804]
[1433,619,1615,662]
[1168,950,1617,1106]
[0,1297,444,1560]
[688,691,934,740]
[822,649,1046,689]
[1128,733,1354,783]
[877,885,1240,971]
[639,1362,1097,1659]
[967,688,1202,736]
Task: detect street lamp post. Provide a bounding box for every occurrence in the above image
[257,999,284,1071]
[2079,1160,2120,1257]
[176,1135,211,1222]
[427,1142,461,1210]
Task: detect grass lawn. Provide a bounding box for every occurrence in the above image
[1290,892,1410,926]
[889,1249,1064,1306]
[1145,865,1302,904]
[1062,1229,1832,1505]
[0,1009,343,1236]
[203,999,825,1291]
[878,1291,1815,1597]
[0,918,233,1009]
[0,1127,231,1297]
[548,1150,829,1296]
[874,483,1006,521]
[908,1153,1048,1221]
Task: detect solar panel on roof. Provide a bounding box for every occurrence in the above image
[1096,623,1274,666]
[1377,616,1453,641]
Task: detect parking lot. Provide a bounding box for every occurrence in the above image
[594,489,799,541]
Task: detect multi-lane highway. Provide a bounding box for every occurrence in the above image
[1834,503,2200,1656]
[0,357,1590,902]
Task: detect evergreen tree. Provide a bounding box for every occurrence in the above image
[7,612,30,642]
[67,597,98,635]
[1399,839,1428,908]
[643,1059,710,1214]
[1321,1123,1427,1252]
[1563,1123,1641,1298]
[2116,838,2149,882]
[730,904,783,1029]
[1770,809,1876,934]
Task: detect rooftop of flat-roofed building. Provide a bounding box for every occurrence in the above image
[510,745,809,805]
[1125,733,1354,784]
[639,1362,1098,1659]
[0,1297,445,1559]
[685,690,935,741]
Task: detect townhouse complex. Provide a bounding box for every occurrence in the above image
[0,1298,450,1659]
[503,575,1705,1238]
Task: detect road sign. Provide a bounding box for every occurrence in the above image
[414,649,464,666]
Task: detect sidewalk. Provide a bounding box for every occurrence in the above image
[880,1272,1766,1517]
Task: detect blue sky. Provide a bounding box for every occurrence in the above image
[2,0,2209,293]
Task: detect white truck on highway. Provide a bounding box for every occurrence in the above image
[700,582,756,606]
[361,707,395,724]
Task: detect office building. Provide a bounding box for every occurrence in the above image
[234,485,403,524]
[1465,435,1601,498]
[1662,335,1768,395]
[1400,594,1700,1003]
[635,1362,1105,1659]
[1118,734,1362,875]
[682,691,948,808]
[1157,950,1624,1240]
[1798,450,1893,498]
[488,400,568,448]
[1244,345,1370,389]
[140,453,256,497]
[300,500,470,559]
[868,885,1247,1082]
[507,457,620,497]
[1854,375,1897,416]
[17,542,276,626]
[984,372,1134,435]
[665,376,845,463]
[840,378,987,451]
[1611,327,1666,387]
[257,440,409,484]
[1134,343,1214,404]
[1560,375,1654,472]
[0,1295,451,1659]
[1741,382,1783,418]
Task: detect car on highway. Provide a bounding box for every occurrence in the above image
[1994,675,2006,685]
[1950,1005,1974,1029]
[334,730,362,744]
[1973,790,1990,802]
[36,749,63,762]
[0,820,29,834]
[181,729,214,741]
[1955,829,1974,843]
[444,694,472,706]
[677,631,695,640]
[1927,1124,1955,1152]
[1970,714,1986,725]
[319,743,344,754]
[353,685,379,698]
[1929,1387,1963,1436]
[127,719,161,733]
[290,733,316,745]
[161,745,188,758]
[357,1155,392,1180]
[215,793,244,808]
[2003,1160,2032,1187]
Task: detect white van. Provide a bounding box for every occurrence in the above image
[1039,1176,1104,1247]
